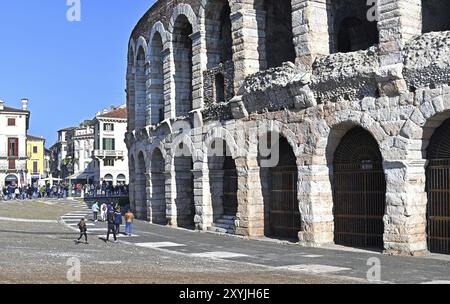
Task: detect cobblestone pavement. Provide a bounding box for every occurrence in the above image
[1,198,450,284]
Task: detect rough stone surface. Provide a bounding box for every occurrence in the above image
[126,0,450,257]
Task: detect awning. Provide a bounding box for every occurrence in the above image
[67,172,94,180]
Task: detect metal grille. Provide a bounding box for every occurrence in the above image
[426,159,450,254]
[333,162,385,249]
[333,127,385,250]
[269,166,301,239]
[223,167,238,216]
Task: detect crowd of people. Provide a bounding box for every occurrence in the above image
[76,201,135,244]
[73,182,129,197]
[1,183,70,200]
[1,181,129,201]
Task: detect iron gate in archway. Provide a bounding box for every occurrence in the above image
[426,118,450,254]
[269,166,301,239]
[333,127,386,249]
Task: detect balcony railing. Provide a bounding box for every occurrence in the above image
[0,152,27,159]
[0,162,27,171]
[93,150,125,159]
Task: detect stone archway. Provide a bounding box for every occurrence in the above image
[135,151,148,220]
[332,126,386,250]
[259,133,301,240]
[173,15,193,118]
[207,138,238,234]
[150,148,167,225]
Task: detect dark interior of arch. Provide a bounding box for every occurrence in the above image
[173,15,193,117]
[205,0,232,67]
[334,127,383,164]
[150,32,164,125]
[332,0,379,53]
[427,119,450,159]
[264,0,296,68]
[422,0,450,33]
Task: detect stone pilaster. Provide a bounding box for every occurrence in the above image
[383,159,428,256]
[298,161,334,247]
[376,0,421,96]
[292,0,330,69]
[234,157,264,237]
[165,168,177,227]
[230,0,263,95]
[191,30,205,111]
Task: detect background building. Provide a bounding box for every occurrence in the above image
[0,98,29,188]
[26,135,46,186]
[92,105,128,185]
[67,121,95,183]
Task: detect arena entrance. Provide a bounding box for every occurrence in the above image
[426,118,450,254]
[264,136,301,240]
[333,127,386,250]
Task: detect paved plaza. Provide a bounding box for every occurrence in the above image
[0,198,449,284]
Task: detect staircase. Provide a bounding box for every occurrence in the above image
[207,215,236,234]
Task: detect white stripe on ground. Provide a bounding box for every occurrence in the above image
[0,216,58,223]
[277,264,351,274]
[98,234,139,239]
[190,251,248,259]
[135,242,185,248]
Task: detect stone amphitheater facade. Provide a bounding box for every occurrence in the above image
[125,0,450,256]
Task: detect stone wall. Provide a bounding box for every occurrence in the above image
[125,0,450,256]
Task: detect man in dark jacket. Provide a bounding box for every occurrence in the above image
[106,209,117,242]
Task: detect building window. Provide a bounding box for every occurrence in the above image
[104,159,115,167]
[103,123,114,132]
[7,118,16,126]
[33,161,38,174]
[33,146,38,154]
[102,138,115,151]
[8,138,18,158]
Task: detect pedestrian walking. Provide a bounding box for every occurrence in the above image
[100,203,107,222]
[114,209,122,235]
[124,210,135,237]
[92,201,100,222]
[77,218,88,244]
[106,208,117,242]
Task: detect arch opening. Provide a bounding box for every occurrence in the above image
[149,32,165,125]
[263,0,296,69]
[135,47,147,128]
[259,134,301,240]
[135,152,148,220]
[127,47,136,132]
[422,0,450,33]
[150,149,166,225]
[426,118,450,254]
[205,0,233,68]
[173,15,193,118]
[174,156,195,229]
[208,139,238,233]
[332,127,386,250]
[330,0,379,53]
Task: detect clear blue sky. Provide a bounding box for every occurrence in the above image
[0,0,155,146]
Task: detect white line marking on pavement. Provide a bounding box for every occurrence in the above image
[135,242,185,248]
[98,234,139,239]
[421,281,450,284]
[68,223,95,226]
[277,264,351,274]
[87,228,108,232]
[301,254,323,258]
[0,216,58,223]
[97,261,122,265]
[190,251,248,259]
